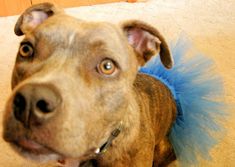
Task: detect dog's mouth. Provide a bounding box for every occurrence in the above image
[14,137,55,155]
[10,137,96,166]
[10,137,62,162]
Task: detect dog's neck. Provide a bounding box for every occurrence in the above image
[93,74,176,167]
[88,90,141,166]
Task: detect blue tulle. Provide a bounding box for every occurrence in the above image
[139,37,226,166]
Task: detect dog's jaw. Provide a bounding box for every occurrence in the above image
[9,138,61,162]
[10,138,82,166]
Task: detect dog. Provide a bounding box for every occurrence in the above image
[3,3,178,167]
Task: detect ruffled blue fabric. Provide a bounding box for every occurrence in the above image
[139,37,226,166]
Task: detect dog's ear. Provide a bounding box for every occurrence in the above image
[121,20,173,69]
[14,3,63,36]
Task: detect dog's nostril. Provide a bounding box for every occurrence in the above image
[36,99,51,113]
[12,84,61,127]
[13,93,27,121]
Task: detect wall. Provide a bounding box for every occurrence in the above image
[0,0,138,16]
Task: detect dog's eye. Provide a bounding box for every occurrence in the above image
[97,59,117,76]
[19,43,34,58]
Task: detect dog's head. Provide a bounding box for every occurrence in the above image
[3,3,173,164]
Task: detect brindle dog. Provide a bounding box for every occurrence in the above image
[3,3,176,167]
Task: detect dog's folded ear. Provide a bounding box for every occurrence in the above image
[121,20,173,69]
[14,3,63,36]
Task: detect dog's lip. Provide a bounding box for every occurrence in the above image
[12,137,94,165]
[13,137,59,155]
[8,137,98,165]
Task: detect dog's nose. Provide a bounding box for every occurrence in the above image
[13,84,61,127]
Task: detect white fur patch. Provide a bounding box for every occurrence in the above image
[68,33,76,46]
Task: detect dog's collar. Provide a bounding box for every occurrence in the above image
[94,121,123,155]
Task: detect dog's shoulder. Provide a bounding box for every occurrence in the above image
[134,73,176,118]
[134,73,172,98]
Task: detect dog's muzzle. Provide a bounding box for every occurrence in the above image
[12,83,62,128]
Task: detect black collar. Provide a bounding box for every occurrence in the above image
[79,122,123,167]
[95,121,123,155]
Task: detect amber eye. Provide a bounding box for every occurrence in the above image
[97,59,117,76]
[19,43,34,58]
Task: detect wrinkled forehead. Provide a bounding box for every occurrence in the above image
[33,15,126,50]
[28,15,130,68]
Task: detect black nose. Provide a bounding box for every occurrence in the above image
[13,84,61,127]
[13,93,27,123]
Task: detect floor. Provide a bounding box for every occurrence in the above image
[0,0,234,166]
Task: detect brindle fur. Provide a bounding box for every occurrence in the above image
[3,3,176,167]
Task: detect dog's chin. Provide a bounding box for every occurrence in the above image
[10,138,62,163]
[9,138,91,166]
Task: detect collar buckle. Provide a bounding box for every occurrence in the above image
[95,121,123,155]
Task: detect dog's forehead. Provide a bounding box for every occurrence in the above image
[29,14,131,70]
[34,15,125,47]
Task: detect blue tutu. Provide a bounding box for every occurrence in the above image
[139,37,226,166]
